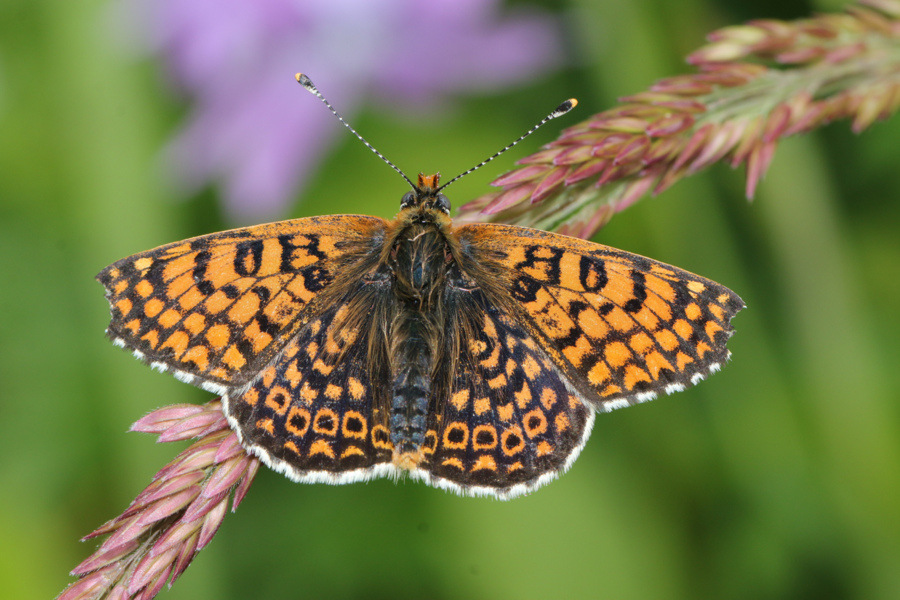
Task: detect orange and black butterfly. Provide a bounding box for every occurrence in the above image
[97,76,743,499]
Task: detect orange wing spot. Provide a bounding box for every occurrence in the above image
[642,290,673,322]
[717,292,732,304]
[649,264,677,279]
[568,394,581,409]
[264,386,291,415]
[308,319,322,335]
[673,319,693,340]
[587,358,612,386]
[521,355,542,380]
[348,377,365,400]
[487,373,507,389]
[479,342,501,369]
[161,330,189,357]
[313,408,339,436]
[505,358,517,376]
[143,298,164,318]
[242,387,260,407]
[605,306,636,333]
[140,329,160,349]
[629,331,654,355]
[205,290,234,316]
[604,341,631,367]
[309,440,335,458]
[284,441,300,455]
[469,339,487,355]
[115,297,133,316]
[167,272,193,299]
[181,345,210,371]
[450,389,470,411]
[222,345,246,370]
[644,351,675,379]
[284,359,303,388]
[179,288,205,311]
[133,257,153,271]
[228,293,260,325]
[474,397,491,416]
[108,267,121,279]
[285,407,311,436]
[555,413,570,432]
[160,253,191,280]
[423,430,438,454]
[472,454,498,472]
[158,308,183,330]
[472,425,498,450]
[305,341,319,360]
[313,359,333,375]
[244,320,273,354]
[441,457,465,471]
[341,446,366,459]
[372,425,393,450]
[501,426,526,456]
[632,305,662,332]
[522,337,538,350]
[536,441,554,457]
[300,381,318,404]
[540,387,557,410]
[442,422,469,450]
[124,318,141,335]
[256,418,275,435]
[687,280,706,294]
[513,381,532,409]
[676,352,694,370]
[623,365,652,389]
[523,409,548,438]
[282,339,300,359]
[341,411,368,440]
[601,384,622,397]
[695,341,712,358]
[705,320,724,340]
[497,402,514,422]
[325,383,342,400]
[134,279,154,298]
[709,303,726,321]
[183,312,206,335]
[654,328,680,352]
[562,335,592,368]
[576,307,609,341]
[506,461,524,473]
[261,366,276,388]
[685,303,702,321]
[286,276,317,303]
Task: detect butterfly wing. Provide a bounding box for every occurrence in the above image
[415,287,594,498]
[455,223,744,412]
[97,215,387,395]
[224,287,398,483]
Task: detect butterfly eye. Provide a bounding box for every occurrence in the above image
[400,191,416,208]
[435,194,451,214]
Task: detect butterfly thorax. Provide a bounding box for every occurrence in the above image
[382,174,461,468]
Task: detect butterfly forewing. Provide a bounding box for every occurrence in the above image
[97,215,387,394]
[456,223,745,412]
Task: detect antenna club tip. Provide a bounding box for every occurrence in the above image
[295,73,316,91]
[551,98,578,118]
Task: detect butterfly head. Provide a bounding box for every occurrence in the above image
[399,173,451,215]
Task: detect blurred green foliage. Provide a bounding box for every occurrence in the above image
[1,0,899,599]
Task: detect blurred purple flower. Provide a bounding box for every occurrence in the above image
[120,0,564,223]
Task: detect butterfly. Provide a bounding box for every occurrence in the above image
[97,76,743,499]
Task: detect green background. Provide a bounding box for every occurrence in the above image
[2,0,899,599]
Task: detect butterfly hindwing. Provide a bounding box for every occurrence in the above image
[223,285,396,483]
[456,223,744,412]
[418,288,594,498]
[97,215,387,394]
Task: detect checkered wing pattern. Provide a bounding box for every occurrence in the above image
[97,215,387,395]
[457,223,745,412]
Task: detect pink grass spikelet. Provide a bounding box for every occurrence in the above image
[457,1,900,239]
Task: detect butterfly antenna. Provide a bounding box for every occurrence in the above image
[435,98,578,193]
[296,73,417,190]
